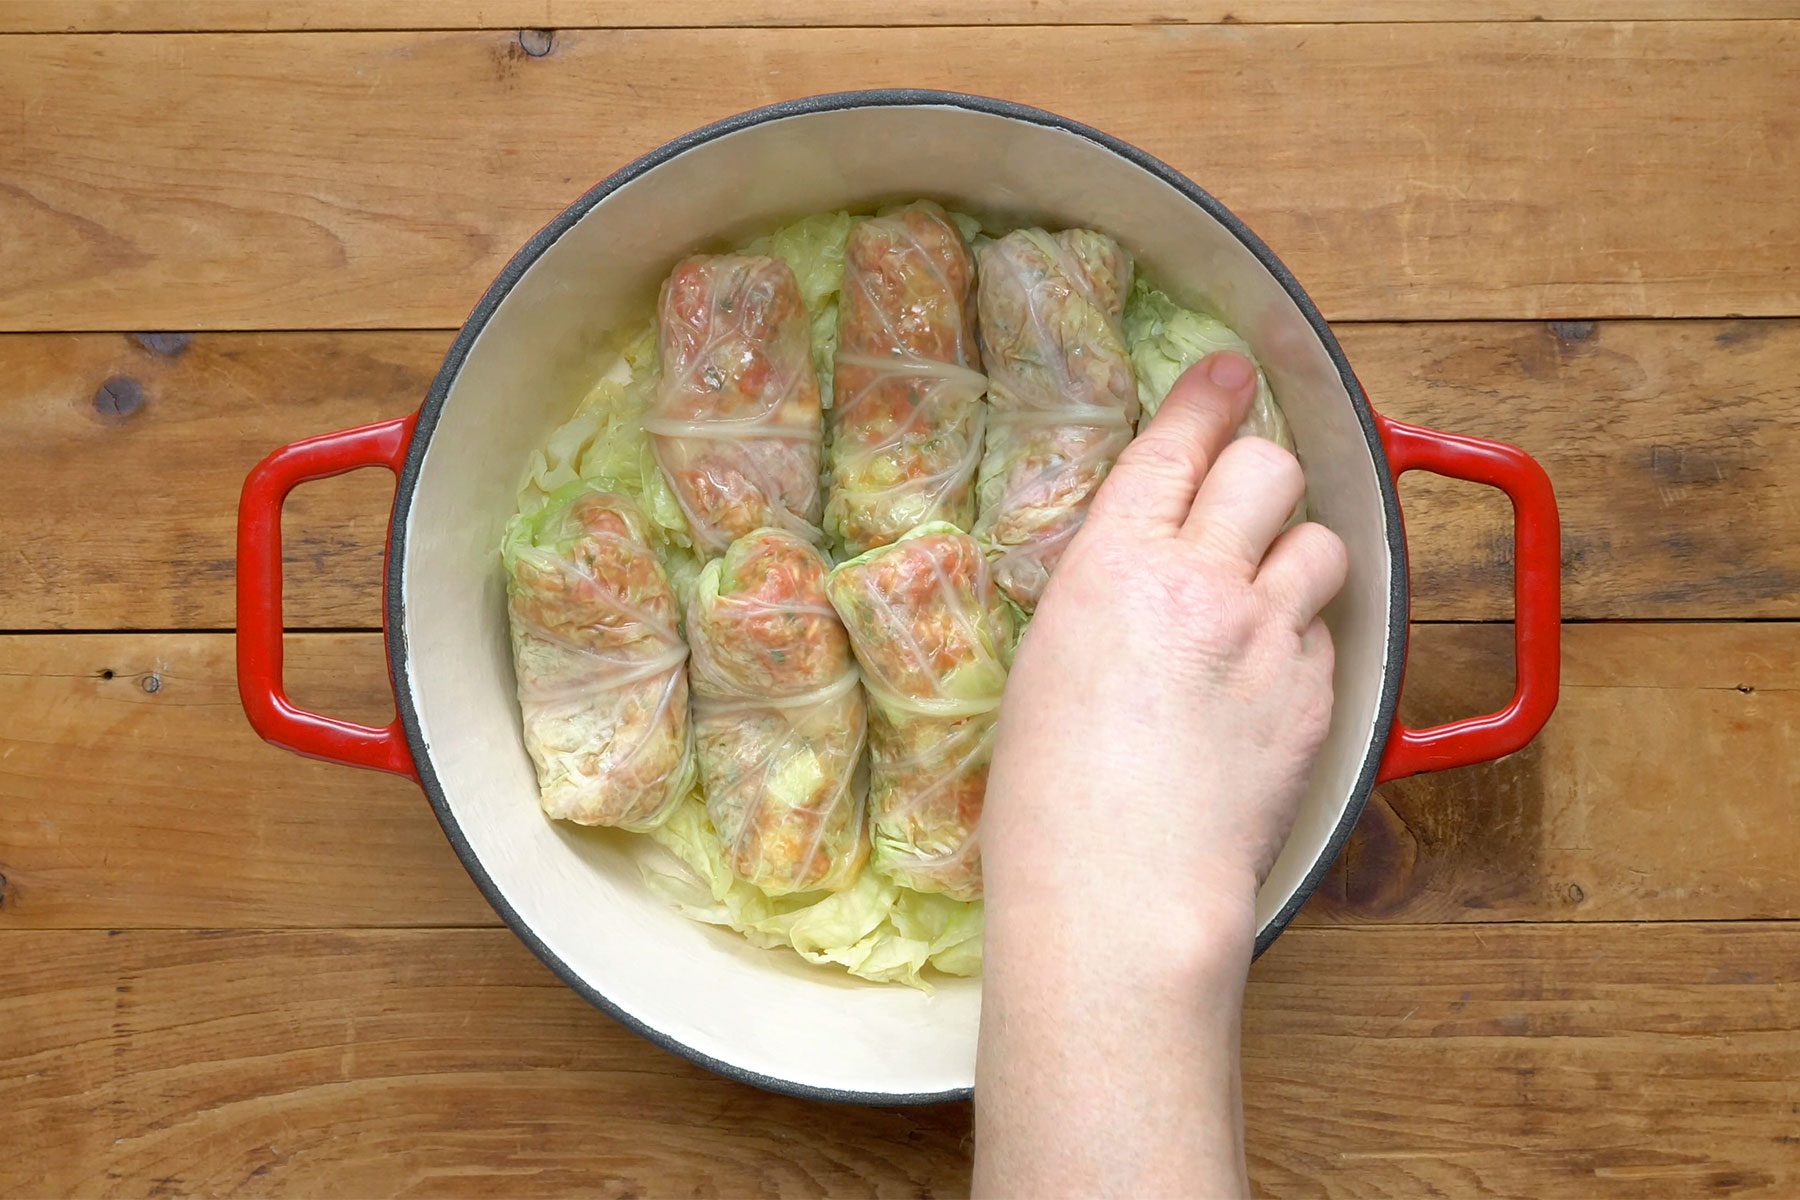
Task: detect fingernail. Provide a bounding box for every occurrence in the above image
[1205,351,1255,392]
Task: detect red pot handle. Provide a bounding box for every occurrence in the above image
[236,415,419,779]
[1375,415,1561,783]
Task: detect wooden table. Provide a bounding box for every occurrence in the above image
[3,3,1797,1195]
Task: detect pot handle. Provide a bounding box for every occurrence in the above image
[1375,415,1561,783]
[236,415,419,779]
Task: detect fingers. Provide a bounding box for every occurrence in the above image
[1086,352,1258,537]
[1182,434,1307,565]
[1257,522,1349,629]
[1300,615,1333,660]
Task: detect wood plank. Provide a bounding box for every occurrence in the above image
[0,927,972,1197]
[1243,922,1800,1198]
[6,320,1796,631]
[0,331,443,630]
[6,0,1797,31]
[0,633,495,929]
[1,624,1793,930]
[2,923,1793,1196]
[1351,318,1800,622]
[1306,620,1800,925]
[2,24,1795,330]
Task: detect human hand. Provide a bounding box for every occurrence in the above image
[982,350,1349,959]
[974,352,1348,1198]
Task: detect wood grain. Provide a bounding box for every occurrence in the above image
[1353,318,1800,622]
[2,923,1793,1196]
[1241,921,1799,1198]
[0,331,442,630]
[2,24,1796,330]
[1,624,1792,930]
[1310,621,1800,924]
[0,633,493,929]
[6,0,1797,31]
[6,320,1796,630]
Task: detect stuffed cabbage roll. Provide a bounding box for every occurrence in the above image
[687,529,869,894]
[1123,281,1304,523]
[825,524,1013,901]
[643,255,824,556]
[827,201,986,557]
[503,484,694,830]
[1124,281,1297,451]
[973,228,1137,610]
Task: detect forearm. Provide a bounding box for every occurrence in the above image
[972,894,1256,1199]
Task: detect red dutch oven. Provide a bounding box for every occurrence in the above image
[237,91,1559,1103]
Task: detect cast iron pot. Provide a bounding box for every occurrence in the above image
[237,90,1561,1104]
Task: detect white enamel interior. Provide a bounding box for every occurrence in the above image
[396,104,1396,1099]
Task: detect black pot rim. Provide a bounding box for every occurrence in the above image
[384,87,1408,1107]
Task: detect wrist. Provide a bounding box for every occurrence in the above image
[977,881,1254,1196]
[985,879,1257,1005]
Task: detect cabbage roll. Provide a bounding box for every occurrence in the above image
[1124,281,1297,451]
[1123,281,1303,523]
[644,255,824,557]
[827,201,987,557]
[503,484,694,830]
[825,524,1013,901]
[687,529,869,894]
[973,228,1137,610]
